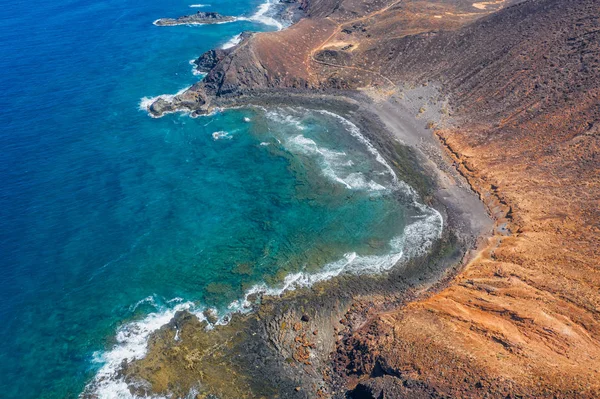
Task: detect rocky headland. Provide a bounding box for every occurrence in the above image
[133,0,600,397]
[154,11,236,26]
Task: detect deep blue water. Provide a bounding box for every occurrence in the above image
[0,1,441,398]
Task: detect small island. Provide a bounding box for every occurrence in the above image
[154,11,235,26]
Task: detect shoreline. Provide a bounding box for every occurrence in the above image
[183,87,493,246]
[110,87,494,398]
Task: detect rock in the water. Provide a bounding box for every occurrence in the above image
[203,309,219,325]
[148,98,174,116]
[154,11,235,26]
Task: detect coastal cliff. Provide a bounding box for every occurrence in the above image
[138,0,600,397]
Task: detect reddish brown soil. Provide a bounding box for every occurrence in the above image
[327,0,600,397]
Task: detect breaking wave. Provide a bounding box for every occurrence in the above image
[212,130,232,140]
[229,207,442,313]
[263,108,404,193]
[82,299,207,399]
[221,33,242,49]
[246,0,284,30]
[138,87,193,118]
[189,59,207,77]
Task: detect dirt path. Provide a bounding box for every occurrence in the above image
[306,1,403,86]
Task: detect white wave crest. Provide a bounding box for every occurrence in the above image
[229,208,443,313]
[264,108,401,192]
[139,87,191,118]
[316,110,403,187]
[129,295,157,312]
[313,109,444,236]
[212,131,232,140]
[189,4,208,7]
[83,299,206,399]
[287,134,374,190]
[247,0,284,30]
[221,33,243,49]
[264,109,305,130]
[189,59,208,77]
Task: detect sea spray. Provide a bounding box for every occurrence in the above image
[189,59,208,77]
[247,0,285,30]
[221,33,243,49]
[139,86,191,117]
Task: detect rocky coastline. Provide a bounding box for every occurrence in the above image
[131,0,600,397]
[154,11,236,26]
[121,88,491,399]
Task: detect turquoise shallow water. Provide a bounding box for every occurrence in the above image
[0,1,441,398]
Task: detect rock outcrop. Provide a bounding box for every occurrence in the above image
[193,49,231,74]
[154,11,235,26]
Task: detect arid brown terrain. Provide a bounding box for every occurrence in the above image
[140,0,600,397]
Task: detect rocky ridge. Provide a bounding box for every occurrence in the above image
[154,11,235,26]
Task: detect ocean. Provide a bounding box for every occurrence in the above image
[0,1,442,398]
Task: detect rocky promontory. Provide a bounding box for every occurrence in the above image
[192,33,254,74]
[154,11,235,26]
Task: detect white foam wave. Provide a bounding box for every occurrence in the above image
[288,134,365,190]
[229,209,443,313]
[287,133,390,192]
[264,108,399,192]
[83,299,206,399]
[139,87,191,118]
[129,295,157,312]
[212,131,232,140]
[247,0,284,30]
[189,59,208,77]
[265,109,305,130]
[221,33,242,49]
[189,3,208,7]
[153,18,238,27]
[316,110,402,186]
[313,109,444,234]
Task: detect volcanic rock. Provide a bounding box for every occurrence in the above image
[154,11,235,26]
